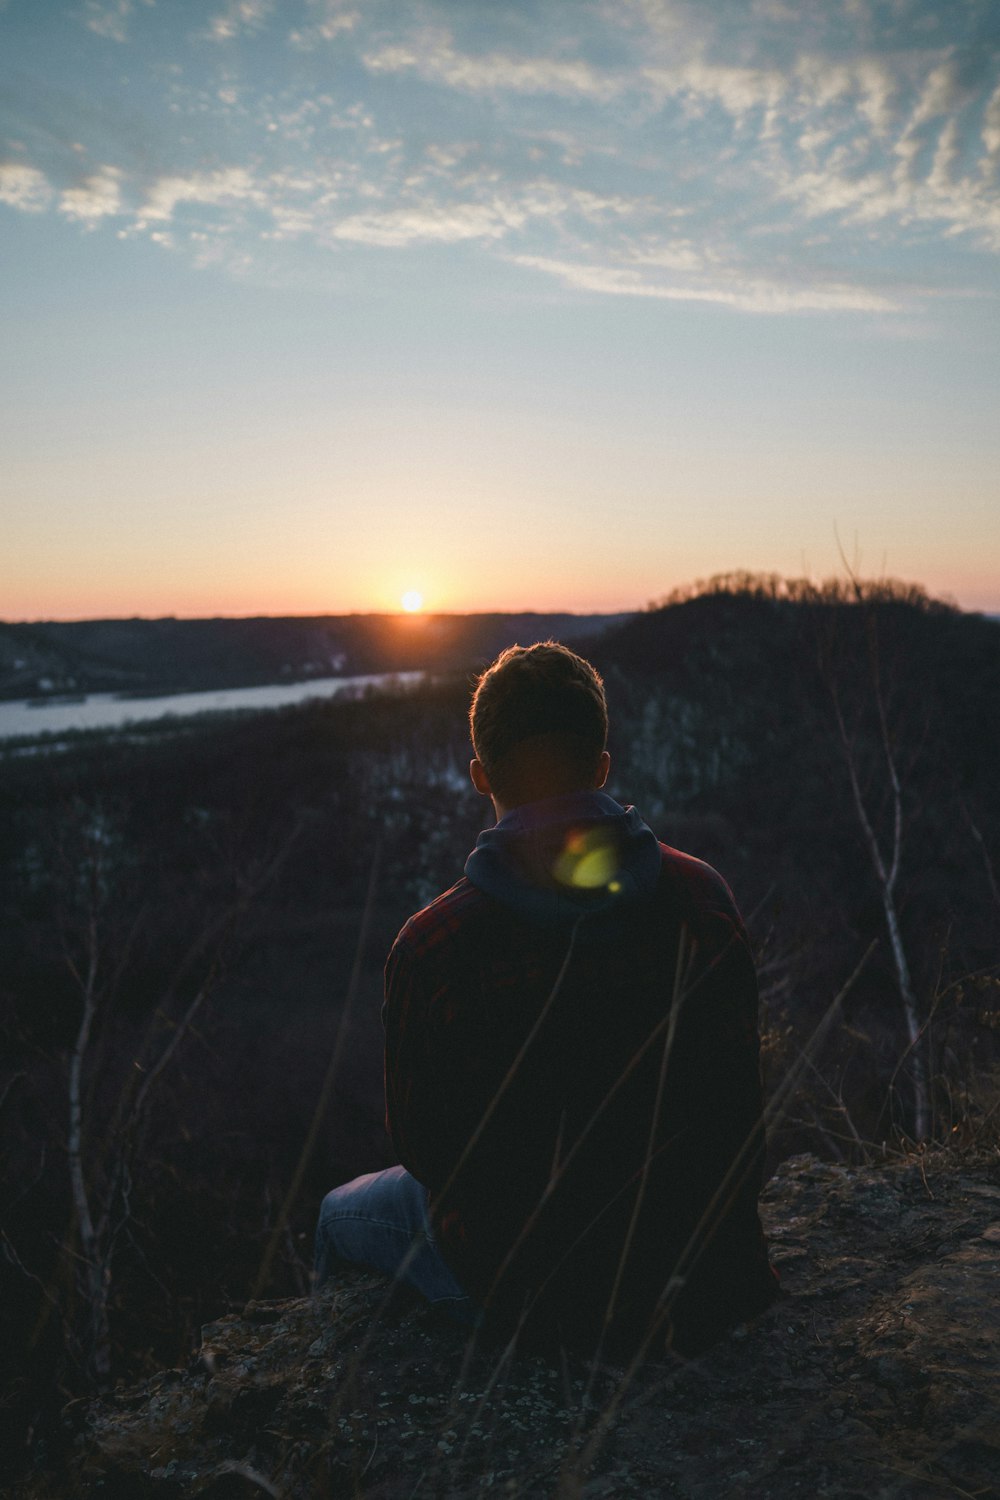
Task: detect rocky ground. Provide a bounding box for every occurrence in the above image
[16,1149,1000,1499]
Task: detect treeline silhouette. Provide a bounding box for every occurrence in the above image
[0,611,629,699]
[2,577,998,1469]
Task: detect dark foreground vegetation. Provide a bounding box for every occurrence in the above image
[2,576,999,1482]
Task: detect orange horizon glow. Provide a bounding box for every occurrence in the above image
[5,562,1000,624]
[7,585,1000,623]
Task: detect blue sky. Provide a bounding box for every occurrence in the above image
[2,0,998,617]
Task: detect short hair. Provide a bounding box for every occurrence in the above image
[469,641,608,802]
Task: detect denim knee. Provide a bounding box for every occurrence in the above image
[313,1167,475,1316]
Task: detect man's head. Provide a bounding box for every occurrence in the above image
[469,641,610,812]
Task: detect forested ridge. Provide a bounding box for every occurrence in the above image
[3,577,999,1479]
[0,612,628,700]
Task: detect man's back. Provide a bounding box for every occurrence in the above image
[383,790,777,1357]
[317,642,776,1356]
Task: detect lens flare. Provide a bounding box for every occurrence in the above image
[553,828,620,890]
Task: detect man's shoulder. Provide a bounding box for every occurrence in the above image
[392,876,491,961]
[655,842,744,927]
[387,841,745,969]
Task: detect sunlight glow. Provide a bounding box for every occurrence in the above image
[401,590,424,613]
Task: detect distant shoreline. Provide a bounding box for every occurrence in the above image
[0,671,426,745]
[0,611,634,708]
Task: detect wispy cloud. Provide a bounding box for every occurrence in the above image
[0,162,52,212]
[644,59,787,123]
[288,0,359,51]
[204,0,275,43]
[136,167,264,225]
[60,167,123,223]
[3,1,997,314]
[79,0,139,45]
[983,82,1000,158]
[512,253,902,313]
[775,129,1000,252]
[363,34,623,102]
[325,172,652,248]
[332,200,524,246]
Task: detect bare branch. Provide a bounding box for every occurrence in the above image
[253,839,383,1300]
[961,799,1000,912]
[66,904,112,1382]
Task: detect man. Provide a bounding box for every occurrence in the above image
[315,642,777,1358]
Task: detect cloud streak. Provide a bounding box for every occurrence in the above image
[511,254,902,313]
[363,34,623,102]
[331,200,524,246]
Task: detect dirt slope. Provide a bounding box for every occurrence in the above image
[20,1149,1000,1499]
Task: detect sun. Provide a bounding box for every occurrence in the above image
[400,590,424,614]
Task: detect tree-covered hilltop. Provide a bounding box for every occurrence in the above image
[1,577,998,1475]
[590,574,1000,1148]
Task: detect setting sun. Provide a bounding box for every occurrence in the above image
[401,591,424,614]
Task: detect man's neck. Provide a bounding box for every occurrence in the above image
[491,787,615,826]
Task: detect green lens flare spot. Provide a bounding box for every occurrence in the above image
[552,830,620,890]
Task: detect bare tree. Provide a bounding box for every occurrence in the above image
[60,800,300,1386]
[821,586,929,1142]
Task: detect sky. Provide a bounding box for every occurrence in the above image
[2,0,999,619]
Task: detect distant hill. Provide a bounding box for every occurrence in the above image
[0,612,632,701]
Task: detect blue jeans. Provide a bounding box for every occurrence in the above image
[314,1166,480,1326]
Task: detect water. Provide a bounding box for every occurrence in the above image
[0,672,424,743]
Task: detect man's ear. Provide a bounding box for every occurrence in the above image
[595,750,611,789]
[470,759,492,797]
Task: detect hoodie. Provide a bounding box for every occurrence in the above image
[464,790,663,929]
[383,792,777,1356]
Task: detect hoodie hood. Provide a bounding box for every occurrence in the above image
[464,791,662,928]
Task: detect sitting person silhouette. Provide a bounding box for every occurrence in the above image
[315,642,777,1357]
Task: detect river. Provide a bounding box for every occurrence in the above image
[0,671,424,743]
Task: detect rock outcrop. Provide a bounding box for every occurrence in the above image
[19,1150,1000,1499]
